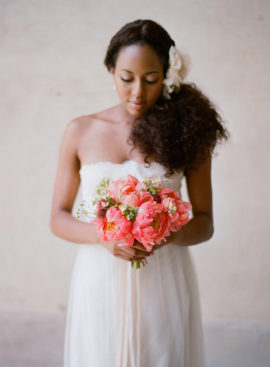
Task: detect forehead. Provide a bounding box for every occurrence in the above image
[115,43,163,72]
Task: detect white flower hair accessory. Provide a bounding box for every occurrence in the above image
[162,45,191,100]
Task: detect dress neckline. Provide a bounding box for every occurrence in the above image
[80,160,159,171]
[79,160,184,179]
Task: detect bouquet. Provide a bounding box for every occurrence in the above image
[77,175,192,269]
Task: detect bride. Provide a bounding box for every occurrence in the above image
[50,19,228,367]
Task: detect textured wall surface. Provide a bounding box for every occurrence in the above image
[1,0,269,326]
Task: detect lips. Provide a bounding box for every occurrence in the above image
[129,101,146,109]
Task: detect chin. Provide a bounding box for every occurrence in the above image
[131,111,146,119]
[127,106,148,118]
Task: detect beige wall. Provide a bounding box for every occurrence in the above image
[1,0,269,325]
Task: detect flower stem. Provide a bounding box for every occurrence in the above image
[131,260,148,269]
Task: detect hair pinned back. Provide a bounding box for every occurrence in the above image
[104,19,175,76]
[104,19,229,175]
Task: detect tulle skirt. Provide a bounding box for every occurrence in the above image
[64,243,205,367]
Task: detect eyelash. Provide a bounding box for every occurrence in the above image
[120,78,158,85]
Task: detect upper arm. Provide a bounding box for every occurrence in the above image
[50,119,81,223]
[185,155,213,220]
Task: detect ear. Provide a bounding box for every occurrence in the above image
[109,67,115,75]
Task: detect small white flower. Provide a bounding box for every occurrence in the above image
[162,46,191,100]
[77,197,96,221]
[119,204,128,213]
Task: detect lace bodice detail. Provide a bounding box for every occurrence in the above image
[79,160,184,200]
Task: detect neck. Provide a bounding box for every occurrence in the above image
[114,103,138,125]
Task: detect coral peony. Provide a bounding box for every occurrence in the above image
[132,201,170,250]
[91,206,133,246]
[106,175,140,205]
[160,189,192,231]
[121,192,141,207]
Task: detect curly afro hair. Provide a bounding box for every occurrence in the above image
[129,83,229,175]
[104,19,229,175]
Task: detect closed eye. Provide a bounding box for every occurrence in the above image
[120,78,159,84]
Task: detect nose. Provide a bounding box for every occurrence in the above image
[132,80,145,100]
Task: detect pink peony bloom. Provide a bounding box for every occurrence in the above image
[160,189,192,231]
[132,201,170,250]
[135,181,155,204]
[139,191,154,204]
[91,206,133,245]
[106,175,140,205]
[121,192,141,207]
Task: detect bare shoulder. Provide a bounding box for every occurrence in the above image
[66,114,96,135]
[69,106,117,135]
[62,113,102,147]
[69,107,125,164]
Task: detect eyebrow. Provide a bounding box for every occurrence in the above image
[120,69,161,75]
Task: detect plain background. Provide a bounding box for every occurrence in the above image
[1,0,270,366]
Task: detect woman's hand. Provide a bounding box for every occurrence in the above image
[99,239,155,262]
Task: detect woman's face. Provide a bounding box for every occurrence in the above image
[111,43,164,118]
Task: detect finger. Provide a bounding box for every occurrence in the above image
[123,248,152,258]
[134,241,155,253]
[120,247,144,257]
[131,245,148,253]
[132,241,147,250]
[131,243,153,254]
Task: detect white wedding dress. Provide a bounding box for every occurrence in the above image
[64,160,205,367]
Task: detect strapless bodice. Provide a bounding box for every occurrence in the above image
[79,160,184,201]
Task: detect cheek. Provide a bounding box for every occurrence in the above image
[116,83,130,98]
[149,84,163,100]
